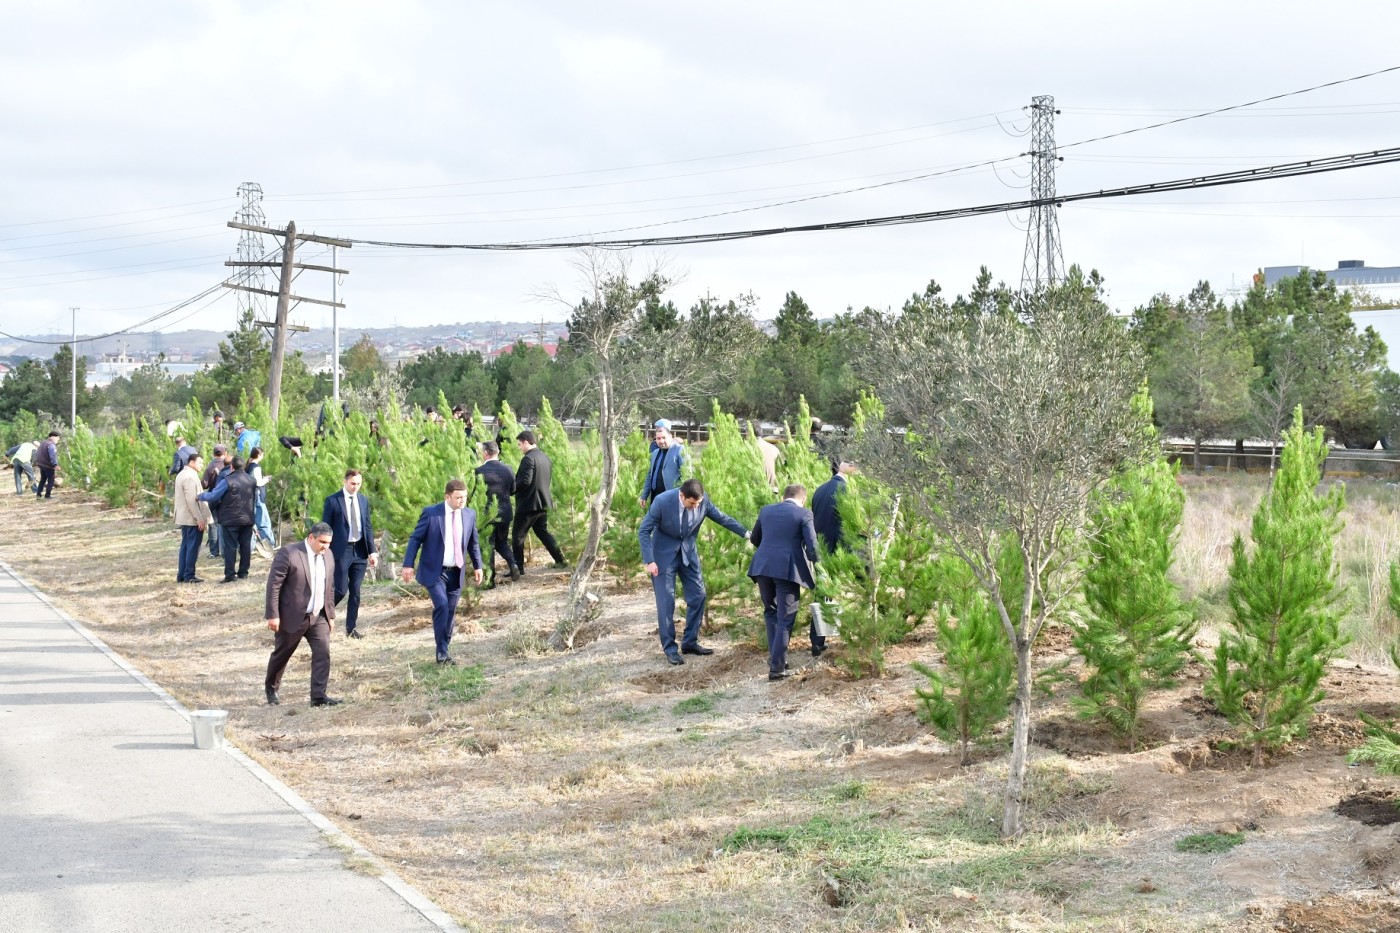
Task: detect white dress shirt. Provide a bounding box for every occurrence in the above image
[304,541,325,617]
[440,506,463,569]
[345,490,360,543]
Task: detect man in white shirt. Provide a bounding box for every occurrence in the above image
[322,469,378,639]
[402,479,483,665]
[263,522,340,707]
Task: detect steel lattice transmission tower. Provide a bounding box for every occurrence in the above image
[233,182,267,319]
[1019,96,1065,293]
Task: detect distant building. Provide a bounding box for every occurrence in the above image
[1262,259,1400,288]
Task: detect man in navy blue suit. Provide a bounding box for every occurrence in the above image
[322,468,378,639]
[748,483,819,681]
[638,478,748,665]
[402,478,484,665]
[808,459,857,656]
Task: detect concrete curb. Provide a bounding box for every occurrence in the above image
[0,558,464,933]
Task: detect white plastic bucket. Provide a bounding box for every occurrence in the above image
[191,709,229,750]
[811,602,840,638]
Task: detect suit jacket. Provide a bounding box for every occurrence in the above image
[265,541,337,625]
[639,487,747,570]
[748,498,819,589]
[512,447,554,512]
[475,459,515,523]
[641,442,686,502]
[811,474,847,554]
[404,502,483,586]
[322,490,376,564]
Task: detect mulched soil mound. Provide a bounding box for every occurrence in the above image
[1335,790,1400,826]
[1273,895,1400,932]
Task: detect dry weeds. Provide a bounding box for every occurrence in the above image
[5,485,1400,931]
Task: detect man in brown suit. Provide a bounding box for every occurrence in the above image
[263,522,341,707]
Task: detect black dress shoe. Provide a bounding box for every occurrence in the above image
[310,697,343,707]
[551,561,570,570]
[436,655,457,666]
[666,652,685,666]
[508,566,523,581]
[768,670,794,682]
[187,576,205,584]
[220,577,236,584]
[811,644,827,658]
[681,644,714,656]
[265,688,280,706]
[347,629,364,639]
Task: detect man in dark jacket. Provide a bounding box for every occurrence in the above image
[808,460,857,657]
[33,432,60,500]
[202,445,232,558]
[638,419,686,506]
[199,456,258,582]
[475,441,521,587]
[748,484,819,680]
[321,469,377,638]
[511,430,566,572]
[168,436,198,479]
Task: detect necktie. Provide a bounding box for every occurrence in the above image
[451,508,463,568]
[349,495,360,541]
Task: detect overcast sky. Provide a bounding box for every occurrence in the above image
[2,0,1399,343]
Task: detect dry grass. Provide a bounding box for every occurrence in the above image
[1176,473,1400,663]
[4,487,1400,931]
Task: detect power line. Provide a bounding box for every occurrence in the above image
[0,280,230,344]
[271,109,1023,200]
[1053,64,1400,153]
[340,147,1400,251]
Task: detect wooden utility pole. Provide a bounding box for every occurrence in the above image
[223,221,351,424]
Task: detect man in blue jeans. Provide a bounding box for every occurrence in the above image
[402,478,483,665]
[173,453,211,583]
[638,478,749,665]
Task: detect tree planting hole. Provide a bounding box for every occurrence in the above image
[1335,790,1400,826]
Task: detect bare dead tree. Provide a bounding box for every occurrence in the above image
[851,271,1152,839]
[1249,347,1304,480]
[540,250,757,649]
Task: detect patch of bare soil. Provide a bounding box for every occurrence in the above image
[11,490,1400,932]
[1336,790,1400,826]
[1273,894,1400,932]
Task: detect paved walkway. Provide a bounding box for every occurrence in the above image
[0,560,460,933]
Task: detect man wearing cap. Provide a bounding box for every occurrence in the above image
[33,432,60,500]
[233,421,261,459]
[638,419,686,508]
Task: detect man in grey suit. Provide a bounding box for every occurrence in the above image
[748,484,819,681]
[263,522,341,707]
[638,478,749,665]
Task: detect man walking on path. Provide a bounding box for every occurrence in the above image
[174,453,212,584]
[199,456,257,583]
[264,522,341,707]
[639,478,749,665]
[7,439,37,495]
[322,469,377,638]
[32,432,60,500]
[748,483,819,681]
[512,430,567,572]
[474,442,521,587]
[639,419,686,506]
[403,479,483,665]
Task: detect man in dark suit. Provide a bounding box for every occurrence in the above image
[808,460,857,656]
[264,522,340,707]
[403,478,484,665]
[474,442,521,587]
[321,468,378,638]
[512,430,567,572]
[749,483,819,681]
[639,478,749,665]
[198,456,257,583]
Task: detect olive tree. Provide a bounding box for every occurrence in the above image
[853,269,1153,838]
[543,250,757,647]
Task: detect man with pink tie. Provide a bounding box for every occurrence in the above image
[402,478,484,665]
